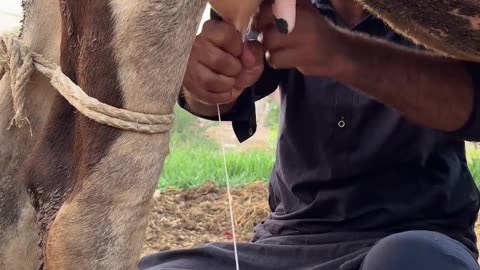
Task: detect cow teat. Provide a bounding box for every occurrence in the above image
[209,0,263,38]
[208,0,297,39]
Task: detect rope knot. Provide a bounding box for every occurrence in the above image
[0,33,34,132]
[0,33,175,135]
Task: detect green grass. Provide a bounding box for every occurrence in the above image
[158,106,275,190]
[467,147,480,187]
[159,140,274,190]
[265,101,280,149]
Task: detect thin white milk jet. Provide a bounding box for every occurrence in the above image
[216,104,241,270]
[209,1,297,269]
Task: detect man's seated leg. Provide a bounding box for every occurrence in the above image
[138,243,239,270]
[361,230,480,270]
[138,235,374,270]
[138,241,319,270]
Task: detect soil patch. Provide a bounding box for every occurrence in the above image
[143,182,480,258]
[143,182,269,256]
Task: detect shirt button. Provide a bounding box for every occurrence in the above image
[249,128,254,136]
[338,118,346,128]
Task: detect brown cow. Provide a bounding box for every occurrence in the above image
[0,0,207,269]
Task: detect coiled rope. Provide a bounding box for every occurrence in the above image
[0,33,174,134]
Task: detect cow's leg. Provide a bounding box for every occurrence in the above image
[0,176,38,270]
[22,0,207,269]
[0,0,61,269]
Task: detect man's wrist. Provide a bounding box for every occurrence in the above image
[307,28,361,81]
[326,30,365,83]
[180,87,237,117]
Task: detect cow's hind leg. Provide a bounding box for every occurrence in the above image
[0,175,38,270]
[0,0,62,269]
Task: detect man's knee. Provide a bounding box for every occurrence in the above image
[361,230,479,270]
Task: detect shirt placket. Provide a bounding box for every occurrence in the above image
[330,86,354,175]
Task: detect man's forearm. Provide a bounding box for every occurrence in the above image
[332,31,474,132]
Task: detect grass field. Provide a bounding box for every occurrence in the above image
[467,148,480,187]
[159,104,480,191]
[158,105,275,190]
[159,135,275,190]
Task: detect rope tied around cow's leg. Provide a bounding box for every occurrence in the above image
[0,33,35,134]
[0,33,175,135]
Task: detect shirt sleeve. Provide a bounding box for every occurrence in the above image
[444,61,480,141]
[178,60,283,143]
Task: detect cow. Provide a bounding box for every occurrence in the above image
[0,0,207,269]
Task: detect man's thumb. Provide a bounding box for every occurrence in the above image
[234,40,264,90]
[241,40,264,68]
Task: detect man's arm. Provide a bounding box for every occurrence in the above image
[334,31,475,134]
[259,2,480,139]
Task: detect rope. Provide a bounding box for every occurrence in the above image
[0,33,174,134]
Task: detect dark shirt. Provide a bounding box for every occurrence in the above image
[180,0,480,257]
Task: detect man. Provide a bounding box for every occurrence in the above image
[140,0,480,269]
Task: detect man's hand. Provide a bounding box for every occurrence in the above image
[257,0,346,77]
[183,19,264,114]
[255,0,474,133]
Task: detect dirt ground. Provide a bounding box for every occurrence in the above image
[143,182,480,257]
[142,182,269,256]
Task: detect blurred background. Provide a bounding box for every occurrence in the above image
[0,0,22,32]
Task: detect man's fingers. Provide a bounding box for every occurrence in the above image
[195,37,243,77]
[253,0,298,34]
[200,90,237,105]
[241,40,264,68]
[234,63,264,90]
[202,20,243,57]
[232,41,265,90]
[296,0,313,8]
[202,74,236,95]
[266,48,299,70]
[190,62,236,94]
[262,25,296,51]
[272,0,297,34]
[253,2,275,33]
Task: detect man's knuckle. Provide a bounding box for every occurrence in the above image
[203,44,219,66]
[203,76,216,89]
[267,56,277,68]
[211,54,224,68]
[224,59,241,76]
[218,93,233,104]
[232,61,243,75]
[192,37,207,56]
[201,20,216,35]
[199,72,215,89]
[205,78,224,92]
[216,32,230,48]
[225,77,236,88]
